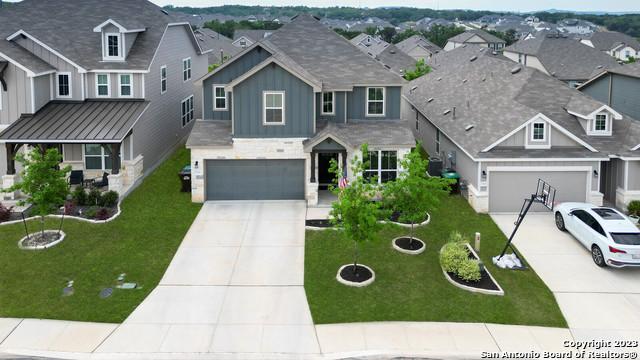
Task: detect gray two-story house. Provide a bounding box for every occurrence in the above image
[578,63,640,122]
[187,14,414,205]
[0,0,208,198]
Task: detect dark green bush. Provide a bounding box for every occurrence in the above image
[100,191,119,208]
[83,206,99,219]
[628,200,640,217]
[87,189,102,206]
[72,187,87,206]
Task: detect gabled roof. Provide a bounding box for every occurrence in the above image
[505,33,621,81]
[372,44,416,77]
[0,0,200,72]
[303,120,415,152]
[194,28,240,63]
[586,31,640,51]
[396,35,442,54]
[579,62,640,90]
[447,29,506,44]
[233,29,274,42]
[0,40,55,76]
[405,45,640,159]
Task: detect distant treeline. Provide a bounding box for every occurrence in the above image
[165,5,640,39]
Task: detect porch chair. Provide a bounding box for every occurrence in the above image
[93,172,109,188]
[69,170,84,186]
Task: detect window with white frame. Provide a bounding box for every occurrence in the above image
[532,122,546,141]
[96,74,110,97]
[213,85,227,110]
[84,144,111,170]
[56,72,71,98]
[366,87,385,116]
[364,150,398,183]
[119,74,132,97]
[182,58,191,82]
[160,65,167,94]
[263,91,284,125]
[321,92,334,115]
[594,113,608,132]
[105,33,122,60]
[181,95,194,127]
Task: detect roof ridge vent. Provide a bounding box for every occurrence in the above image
[470,55,478,62]
[427,97,434,103]
[465,124,475,131]
[410,85,418,93]
[443,109,451,115]
[510,66,522,74]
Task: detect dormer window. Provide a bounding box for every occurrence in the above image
[103,33,123,61]
[594,114,607,131]
[589,113,611,135]
[532,122,546,141]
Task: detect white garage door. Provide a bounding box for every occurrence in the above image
[489,170,589,213]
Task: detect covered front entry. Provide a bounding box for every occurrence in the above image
[488,169,589,213]
[205,159,305,201]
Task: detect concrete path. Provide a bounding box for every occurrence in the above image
[492,213,640,342]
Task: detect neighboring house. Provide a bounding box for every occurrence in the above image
[232,30,274,49]
[581,31,640,62]
[350,39,416,77]
[187,14,413,205]
[347,17,394,32]
[579,63,640,122]
[558,18,597,35]
[396,35,442,61]
[503,32,621,88]
[194,28,241,65]
[404,45,640,213]
[349,33,387,49]
[444,29,506,51]
[0,0,208,198]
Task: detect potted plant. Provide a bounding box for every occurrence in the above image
[7,147,70,249]
[628,200,640,224]
[383,145,450,254]
[329,144,382,287]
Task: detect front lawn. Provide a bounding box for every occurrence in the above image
[0,147,201,323]
[304,195,567,327]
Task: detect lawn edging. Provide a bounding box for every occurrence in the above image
[0,202,122,226]
[440,243,505,296]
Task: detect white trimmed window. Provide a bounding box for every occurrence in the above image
[181,95,194,127]
[594,113,608,132]
[119,74,132,97]
[213,85,227,111]
[263,91,285,125]
[84,144,111,170]
[366,87,385,116]
[56,72,71,98]
[104,33,123,60]
[321,92,334,115]
[182,58,192,82]
[532,122,546,141]
[364,150,398,183]
[160,65,167,94]
[96,74,110,97]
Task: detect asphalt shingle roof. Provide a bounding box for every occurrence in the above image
[448,29,506,44]
[304,120,415,150]
[396,35,442,55]
[194,28,240,63]
[505,33,621,81]
[587,31,640,51]
[0,0,189,72]
[186,120,233,148]
[406,45,640,159]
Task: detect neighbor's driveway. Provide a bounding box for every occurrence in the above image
[492,213,640,341]
[95,201,320,356]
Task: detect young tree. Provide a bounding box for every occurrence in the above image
[8,147,71,238]
[403,59,432,81]
[329,144,382,276]
[383,145,450,247]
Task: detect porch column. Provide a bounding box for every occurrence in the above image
[340,150,347,177]
[5,143,16,175]
[310,151,316,183]
[110,143,121,175]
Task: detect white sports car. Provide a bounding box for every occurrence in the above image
[555,203,640,268]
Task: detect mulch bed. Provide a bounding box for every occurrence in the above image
[306,219,335,228]
[339,264,373,283]
[21,232,62,248]
[60,205,117,221]
[386,210,428,225]
[446,251,499,291]
[394,237,425,251]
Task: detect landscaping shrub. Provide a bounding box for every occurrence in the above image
[440,241,468,273]
[63,201,76,216]
[100,191,119,208]
[628,200,640,217]
[95,207,111,221]
[83,206,99,219]
[87,189,102,206]
[0,202,12,222]
[457,259,482,282]
[72,187,87,206]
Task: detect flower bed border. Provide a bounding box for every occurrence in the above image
[380,212,431,228]
[440,243,504,296]
[336,263,376,287]
[0,202,122,226]
[18,230,66,250]
[392,236,426,255]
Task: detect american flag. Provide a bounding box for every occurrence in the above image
[338,176,349,189]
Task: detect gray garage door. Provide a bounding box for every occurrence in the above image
[205,159,305,200]
[489,170,588,213]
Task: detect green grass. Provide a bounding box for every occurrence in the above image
[304,195,567,327]
[0,147,201,323]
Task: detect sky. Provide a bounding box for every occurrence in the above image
[146,0,639,13]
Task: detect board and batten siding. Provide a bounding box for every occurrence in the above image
[232,63,314,138]
[628,160,640,191]
[134,24,207,172]
[33,74,50,112]
[0,62,32,125]
[86,73,144,99]
[347,86,401,120]
[315,91,346,123]
[202,46,271,120]
[13,36,83,101]
[581,73,640,121]
[495,124,581,148]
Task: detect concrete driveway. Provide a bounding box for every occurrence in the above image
[95,201,320,356]
[492,213,640,341]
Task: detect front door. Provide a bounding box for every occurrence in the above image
[318,153,339,190]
